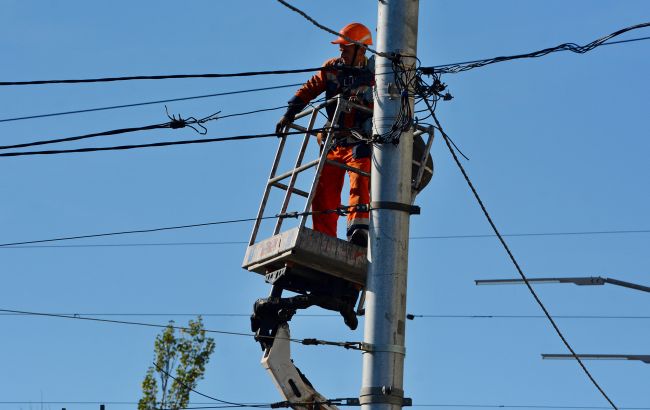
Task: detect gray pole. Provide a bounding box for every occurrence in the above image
[361,2,419,410]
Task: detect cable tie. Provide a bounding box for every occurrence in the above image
[301,338,319,345]
[169,119,186,129]
[270,401,291,408]
[278,211,299,219]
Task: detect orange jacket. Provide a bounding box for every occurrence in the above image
[292,57,374,133]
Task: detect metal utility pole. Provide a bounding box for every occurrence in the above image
[361,1,419,410]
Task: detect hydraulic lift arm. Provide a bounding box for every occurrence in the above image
[262,323,339,410]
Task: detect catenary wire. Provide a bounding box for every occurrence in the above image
[1,402,648,409]
[2,312,648,320]
[0,83,303,124]
[0,308,362,350]
[0,203,366,247]
[2,226,648,249]
[423,100,617,409]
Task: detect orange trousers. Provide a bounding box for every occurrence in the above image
[312,145,370,239]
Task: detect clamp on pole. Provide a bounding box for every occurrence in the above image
[359,386,412,406]
[360,343,406,355]
[371,201,420,215]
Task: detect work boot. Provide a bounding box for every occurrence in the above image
[348,228,368,247]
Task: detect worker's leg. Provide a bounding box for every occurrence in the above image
[312,147,345,237]
[345,145,371,241]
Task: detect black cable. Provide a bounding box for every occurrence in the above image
[0,68,323,87]
[423,22,650,75]
[411,406,648,409]
[0,105,287,151]
[1,403,648,410]
[0,203,364,247]
[429,35,650,73]
[423,101,618,410]
[0,308,361,350]
[0,128,325,158]
[0,308,254,338]
[0,83,303,124]
[2,312,648,320]
[0,216,271,247]
[152,362,263,409]
[0,109,221,150]
[274,0,392,59]
[3,226,648,249]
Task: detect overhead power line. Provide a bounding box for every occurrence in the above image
[0,105,290,151]
[0,128,323,158]
[2,223,648,249]
[1,403,648,410]
[0,203,364,247]
[0,308,362,350]
[424,101,618,409]
[423,22,650,74]
[1,23,647,88]
[0,109,221,150]
[0,83,302,124]
[0,216,272,247]
[2,312,648,320]
[275,0,391,59]
[0,67,322,87]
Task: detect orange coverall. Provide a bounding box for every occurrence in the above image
[290,57,374,239]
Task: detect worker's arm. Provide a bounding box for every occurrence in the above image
[275,59,337,135]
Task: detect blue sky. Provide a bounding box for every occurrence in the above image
[1,1,649,409]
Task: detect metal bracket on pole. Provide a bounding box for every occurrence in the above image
[360,343,406,355]
[371,201,420,215]
[359,387,412,406]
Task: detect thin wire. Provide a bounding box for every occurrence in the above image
[426,103,618,410]
[0,83,302,124]
[274,0,392,59]
[2,312,647,320]
[0,308,254,338]
[407,315,650,320]
[0,128,326,158]
[5,226,650,249]
[411,406,649,409]
[0,403,648,409]
[0,216,272,247]
[0,308,361,350]
[0,202,368,249]
[152,362,263,409]
[0,68,323,87]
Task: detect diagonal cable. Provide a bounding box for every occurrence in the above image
[423,99,617,409]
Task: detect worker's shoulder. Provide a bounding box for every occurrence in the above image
[321,57,341,68]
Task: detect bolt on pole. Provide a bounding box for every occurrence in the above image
[361,1,419,410]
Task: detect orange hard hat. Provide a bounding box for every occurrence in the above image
[331,22,373,46]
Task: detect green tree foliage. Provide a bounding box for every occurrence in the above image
[138,317,216,410]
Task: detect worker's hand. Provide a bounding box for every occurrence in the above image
[275,116,292,135]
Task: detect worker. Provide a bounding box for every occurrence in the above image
[275,22,375,247]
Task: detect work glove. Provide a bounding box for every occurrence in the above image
[276,95,306,135]
[275,115,292,136]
